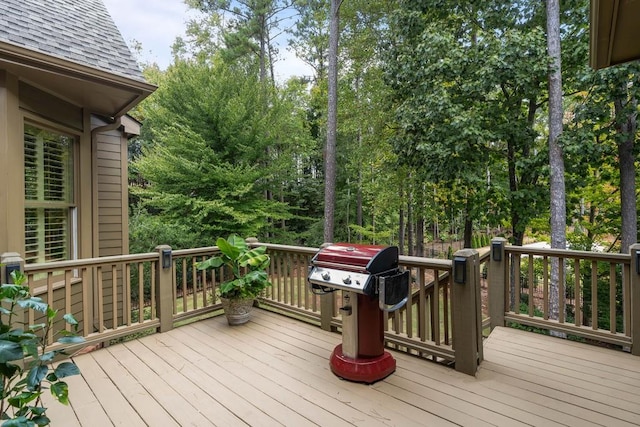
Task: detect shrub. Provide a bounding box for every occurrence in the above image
[0,271,84,426]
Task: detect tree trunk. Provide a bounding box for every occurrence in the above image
[614,94,638,253]
[547,0,566,322]
[407,191,414,256]
[399,181,405,255]
[507,140,524,246]
[323,0,340,243]
[463,216,473,249]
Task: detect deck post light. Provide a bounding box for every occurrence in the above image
[491,241,502,262]
[162,249,172,269]
[453,256,466,284]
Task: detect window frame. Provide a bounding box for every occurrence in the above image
[23,118,80,265]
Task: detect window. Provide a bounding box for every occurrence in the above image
[24,124,76,264]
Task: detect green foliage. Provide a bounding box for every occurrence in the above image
[133,58,297,241]
[197,235,271,299]
[0,271,83,426]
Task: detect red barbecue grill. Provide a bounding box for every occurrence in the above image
[308,244,409,383]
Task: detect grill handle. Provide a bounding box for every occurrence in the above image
[378,271,409,312]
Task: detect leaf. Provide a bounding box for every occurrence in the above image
[50,381,69,405]
[1,415,35,426]
[0,362,20,378]
[62,313,78,326]
[0,340,24,363]
[54,362,80,379]
[196,256,224,270]
[32,416,50,426]
[38,352,55,363]
[216,236,242,260]
[56,336,85,345]
[26,366,48,391]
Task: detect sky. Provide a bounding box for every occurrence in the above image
[101,0,312,81]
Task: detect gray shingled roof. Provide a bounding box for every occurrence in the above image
[0,0,146,82]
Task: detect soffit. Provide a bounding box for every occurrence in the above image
[590,0,640,69]
[0,42,156,117]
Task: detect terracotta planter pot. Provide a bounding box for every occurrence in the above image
[220,297,254,325]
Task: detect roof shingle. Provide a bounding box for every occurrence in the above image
[0,0,146,82]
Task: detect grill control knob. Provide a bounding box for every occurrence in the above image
[342,276,352,285]
[321,272,331,281]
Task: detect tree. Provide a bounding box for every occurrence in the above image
[288,0,329,83]
[186,0,294,83]
[386,1,549,247]
[323,0,341,243]
[133,58,294,241]
[571,63,640,253]
[546,0,566,322]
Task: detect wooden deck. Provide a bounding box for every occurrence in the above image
[45,309,640,426]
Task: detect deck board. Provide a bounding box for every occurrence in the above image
[49,309,640,426]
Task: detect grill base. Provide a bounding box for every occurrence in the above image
[329,344,396,384]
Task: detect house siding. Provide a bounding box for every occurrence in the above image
[93,116,129,328]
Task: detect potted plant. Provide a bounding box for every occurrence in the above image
[197,235,271,325]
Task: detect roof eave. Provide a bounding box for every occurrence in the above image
[590,0,640,69]
[0,41,156,116]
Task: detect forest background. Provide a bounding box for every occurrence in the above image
[127,0,640,259]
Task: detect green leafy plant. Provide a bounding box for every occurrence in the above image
[197,235,271,299]
[0,270,84,426]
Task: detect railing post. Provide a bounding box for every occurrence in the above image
[318,243,337,332]
[155,245,173,333]
[630,244,640,356]
[451,249,481,375]
[489,238,507,330]
[1,252,24,284]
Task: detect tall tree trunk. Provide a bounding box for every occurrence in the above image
[416,183,425,256]
[323,0,340,243]
[398,181,406,255]
[407,188,414,256]
[507,140,524,246]
[614,94,638,253]
[547,0,566,322]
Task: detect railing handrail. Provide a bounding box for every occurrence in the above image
[172,246,219,257]
[399,254,452,269]
[250,241,320,256]
[24,252,158,273]
[506,245,629,263]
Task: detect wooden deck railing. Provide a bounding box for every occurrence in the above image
[4,238,637,375]
[489,239,640,354]
[253,242,485,372]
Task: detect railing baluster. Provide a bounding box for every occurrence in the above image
[559,257,565,324]
[65,269,72,332]
[418,267,426,343]
[191,257,198,310]
[574,258,581,326]
[278,252,285,304]
[150,263,156,320]
[112,264,118,329]
[138,263,144,322]
[591,260,597,330]
[181,258,187,314]
[81,268,90,336]
[624,263,631,336]
[46,271,54,344]
[433,269,441,346]
[543,256,549,320]
[125,263,132,326]
[443,278,450,345]
[97,266,104,333]
[528,255,534,317]
[514,254,521,313]
[610,263,616,334]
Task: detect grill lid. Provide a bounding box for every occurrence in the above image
[311,244,399,274]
